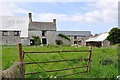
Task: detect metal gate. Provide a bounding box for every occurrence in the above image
[17,43,92,78]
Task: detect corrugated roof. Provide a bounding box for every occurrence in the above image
[57,31,91,36]
[86,32,109,42]
[29,22,56,31]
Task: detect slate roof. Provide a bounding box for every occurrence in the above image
[57,31,91,36]
[85,32,109,42]
[29,22,56,31]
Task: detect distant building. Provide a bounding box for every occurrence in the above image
[85,32,110,47]
[57,31,92,46]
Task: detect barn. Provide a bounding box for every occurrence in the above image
[85,32,110,47]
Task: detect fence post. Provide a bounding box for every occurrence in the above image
[17,43,23,62]
[17,43,25,78]
[89,46,92,72]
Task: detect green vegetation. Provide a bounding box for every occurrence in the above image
[32,36,41,45]
[56,40,63,45]
[107,27,120,44]
[58,33,71,41]
[2,45,118,78]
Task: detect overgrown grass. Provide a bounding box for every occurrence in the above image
[2,45,118,78]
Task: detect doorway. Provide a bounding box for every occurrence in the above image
[78,40,81,45]
[42,38,47,44]
[30,39,35,45]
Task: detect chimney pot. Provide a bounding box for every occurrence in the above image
[53,19,56,24]
[28,13,32,22]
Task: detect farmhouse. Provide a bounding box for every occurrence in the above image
[57,31,92,46]
[85,32,110,47]
[26,13,57,45]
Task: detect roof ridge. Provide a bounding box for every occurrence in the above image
[32,22,54,23]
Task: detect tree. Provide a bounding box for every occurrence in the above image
[106,27,120,44]
[32,36,41,45]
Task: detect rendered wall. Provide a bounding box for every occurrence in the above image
[47,31,57,45]
[21,37,30,45]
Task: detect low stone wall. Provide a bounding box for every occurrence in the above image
[2,61,25,79]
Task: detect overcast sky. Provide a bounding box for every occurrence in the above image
[0,0,119,35]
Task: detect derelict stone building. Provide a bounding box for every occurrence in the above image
[28,13,57,45]
[0,13,92,46]
[20,13,57,45]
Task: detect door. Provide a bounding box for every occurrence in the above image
[30,39,34,45]
[42,38,47,44]
[78,40,81,45]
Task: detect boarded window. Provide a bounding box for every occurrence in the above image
[14,31,19,36]
[3,31,9,36]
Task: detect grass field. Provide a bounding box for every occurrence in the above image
[2,44,119,78]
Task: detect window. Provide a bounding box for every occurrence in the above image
[74,36,77,39]
[14,31,19,36]
[42,31,47,36]
[3,31,9,36]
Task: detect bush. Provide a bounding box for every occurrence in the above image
[58,33,71,41]
[56,40,63,45]
[100,58,113,65]
[32,36,41,45]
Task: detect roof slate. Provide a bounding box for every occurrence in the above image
[57,31,91,36]
[29,22,56,31]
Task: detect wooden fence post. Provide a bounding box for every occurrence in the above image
[17,43,23,62]
[89,46,92,72]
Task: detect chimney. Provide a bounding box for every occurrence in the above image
[28,13,32,22]
[53,19,56,24]
[94,34,98,37]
